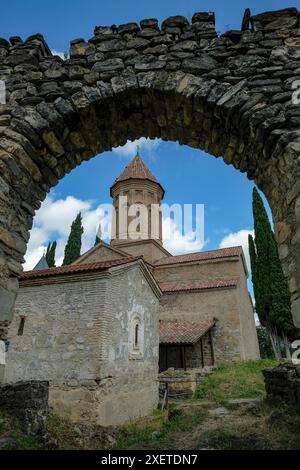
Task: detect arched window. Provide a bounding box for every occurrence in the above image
[18,316,25,336]
[115,208,119,238]
[134,323,139,348]
[136,205,141,233]
[148,205,151,238]
[129,315,144,359]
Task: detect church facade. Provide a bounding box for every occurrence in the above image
[4,152,259,426]
[74,153,260,367]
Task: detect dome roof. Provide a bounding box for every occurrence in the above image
[110,152,164,196]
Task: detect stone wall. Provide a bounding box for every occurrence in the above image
[1,7,300,343]
[74,244,127,264]
[158,254,260,363]
[110,178,164,246]
[159,366,214,397]
[159,287,242,363]
[154,256,244,284]
[159,332,213,370]
[0,380,49,434]
[235,256,260,360]
[263,362,300,411]
[115,239,169,263]
[4,262,160,426]
[186,333,214,368]
[5,273,108,382]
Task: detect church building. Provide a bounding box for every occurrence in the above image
[4,151,259,426]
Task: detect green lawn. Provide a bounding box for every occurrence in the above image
[194,359,279,403]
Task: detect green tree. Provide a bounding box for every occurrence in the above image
[94,235,101,246]
[45,241,57,267]
[249,188,298,359]
[256,325,275,359]
[63,213,84,265]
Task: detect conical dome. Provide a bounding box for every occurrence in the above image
[110,152,164,196]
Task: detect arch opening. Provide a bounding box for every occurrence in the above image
[0,9,300,396]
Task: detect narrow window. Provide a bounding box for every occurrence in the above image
[136,209,140,233]
[18,317,25,336]
[134,324,139,348]
[148,206,151,237]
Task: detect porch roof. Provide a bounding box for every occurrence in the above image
[159,320,215,345]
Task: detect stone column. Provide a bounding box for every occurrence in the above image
[0,340,6,383]
[265,136,300,329]
[0,164,42,379]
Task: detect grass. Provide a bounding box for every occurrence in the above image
[115,399,300,450]
[0,412,43,450]
[46,413,82,450]
[1,359,299,450]
[194,359,279,404]
[115,405,208,450]
[193,402,300,450]
[114,359,300,450]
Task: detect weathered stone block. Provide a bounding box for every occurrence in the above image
[140,19,159,30]
[0,285,16,323]
[182,54,217,74]
[192,12,215,25]
[162,16,189,30]
[0,381,49,434]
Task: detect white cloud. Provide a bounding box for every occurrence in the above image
[24,191,209,270]
[112,138,162,160]
[34,195,90,238]
[26,196,253,275]
[162,217,207,255]
[25,245,48,272]
[24,194,111,271]
[51,50,67,60]
[219,229,254,272]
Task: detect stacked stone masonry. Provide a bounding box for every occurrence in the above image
[4,261,160,425]
[263,362,300,412]
[1,7,300,339]
[0,380,49,434]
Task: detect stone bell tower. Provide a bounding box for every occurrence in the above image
[110,149,170,263]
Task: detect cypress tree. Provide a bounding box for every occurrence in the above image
[45,242,51,267]
[63,213,84,265]
[256,325,275,359]
[45,241,57,267]
[249,188,298,358]
[94,235,101,246]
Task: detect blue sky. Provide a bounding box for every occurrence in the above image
[1,0,290,285]
[2,0,297,53]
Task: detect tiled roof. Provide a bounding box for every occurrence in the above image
[33,254,49,270]
[154,246,243,267]
[159,278,238,294]
[72,240,128,265]
[114,154,158,184]
[159,320,215,345]
[21,256,142,280]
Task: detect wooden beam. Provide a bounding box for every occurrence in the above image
[200,338,204,368]
[166,346,168,369]
[183,346,186,370]
[180,346,184,369]
[209,329,215,365]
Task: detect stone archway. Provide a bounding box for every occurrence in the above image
[1,7,300,340]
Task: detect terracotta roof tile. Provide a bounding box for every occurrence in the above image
[114,154,158,184]
[159,278,238,294]
[159,320,215,345]
[154,246,243,267]
[21,256,142,280]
